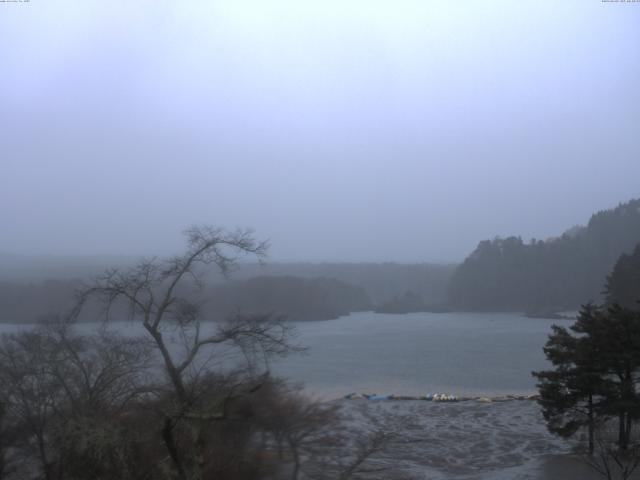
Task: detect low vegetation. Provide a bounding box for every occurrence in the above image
[0,227,390,480]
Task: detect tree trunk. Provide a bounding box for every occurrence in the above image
[36,433,53,480]
[619,413,627,450]
[588,393,594,456]
[193,425,206,480]
[289,441,300,480]
[162,417,188,480]
[144,324,187,401]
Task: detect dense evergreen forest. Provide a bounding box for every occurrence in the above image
[533,233,640,461]
[605,243,640,311]
[448,199,640,311]
[225,262,455,305]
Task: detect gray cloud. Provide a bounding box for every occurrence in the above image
[1,0,639,261]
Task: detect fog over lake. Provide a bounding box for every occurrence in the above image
[2,1,639,263]
[2,2,639,478]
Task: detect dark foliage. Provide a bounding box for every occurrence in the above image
[205,276,373,321]
[449,198,640,311]
[533,303,640,453]
[227,262,456,306]
[605,243,640,311]
[0,322,343,480]
[0,322,156,480]
[0,262,456,324]
[374,290,450,314]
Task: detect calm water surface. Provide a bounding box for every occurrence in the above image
[275,312,570,397]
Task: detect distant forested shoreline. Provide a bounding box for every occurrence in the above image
[448,198,640,312]
[0,263,455,323]
[1,198,639,321]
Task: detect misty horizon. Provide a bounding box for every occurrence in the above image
[2,1,639,262]
[2,3,640,479]
[0,196,636,264]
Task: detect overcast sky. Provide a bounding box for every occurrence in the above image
[1,1,639,262]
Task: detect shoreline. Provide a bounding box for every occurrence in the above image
[339,392,540,402]
[327,396,599,479]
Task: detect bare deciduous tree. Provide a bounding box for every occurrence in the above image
[248,380,340,480]
[583,424,640,480]
[0,320,153,480]
[299,403,395,480]
[72,226,301,480]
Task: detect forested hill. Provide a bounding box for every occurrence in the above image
[448,198,640,311]
[605,243,640,310]
[0,256,455,306]
[0,276,373,323]
[205,276,373,321]
[228,262,455,305]
[0,258,453,322]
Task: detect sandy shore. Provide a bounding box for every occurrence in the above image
[328,397,619,479]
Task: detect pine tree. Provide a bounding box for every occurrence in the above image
[605,244,640,311]
[534,303,640,452]
[533,304,608,454]
[593,304,640,450]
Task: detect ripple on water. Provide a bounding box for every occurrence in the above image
[329,399,579,480]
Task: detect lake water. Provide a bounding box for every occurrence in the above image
[0,311,570,398]
[0,312,595,479]
[274,311,569,398]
